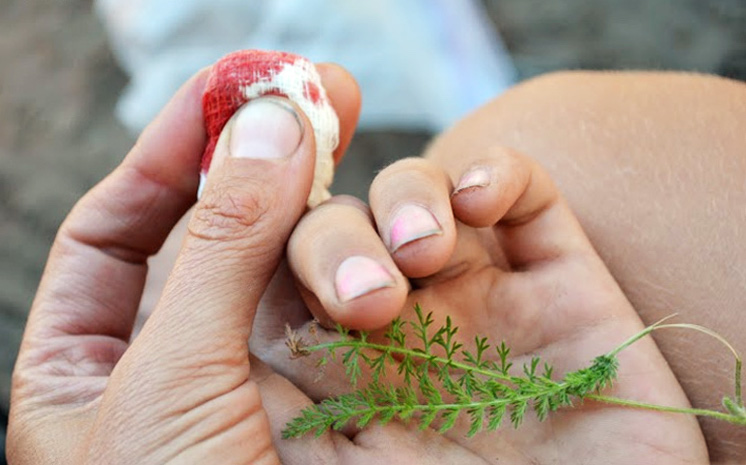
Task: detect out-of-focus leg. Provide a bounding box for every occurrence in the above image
[426,71,746,462]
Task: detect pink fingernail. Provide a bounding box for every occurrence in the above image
[453,167,490,195]
[335,256,396,302]
[388,204,442,252]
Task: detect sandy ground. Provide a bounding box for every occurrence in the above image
[0,0,744,460]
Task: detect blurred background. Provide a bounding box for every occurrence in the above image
[0,0,744,461]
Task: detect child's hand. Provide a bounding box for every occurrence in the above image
[253,144,708,463]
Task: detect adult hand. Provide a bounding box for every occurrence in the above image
[7,63,360,464]
[253,142,710,463]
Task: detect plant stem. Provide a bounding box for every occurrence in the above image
[352,391,528,416]
[606,315,678,358]
[586,394,746,425]
[309,340,524,385]
[607,320,744,409]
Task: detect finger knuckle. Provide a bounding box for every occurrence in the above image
[370,157,441,197]
[381,157,432,175]
[486,144,532,177]
[189,179,272,243]
[486,144,521,162]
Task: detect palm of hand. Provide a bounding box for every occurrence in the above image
[253,148,708,464]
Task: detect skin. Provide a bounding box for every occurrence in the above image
[258,72,746,463]
[254,151,706,464]
[6,64,361,464]
[7,66,742,463]
[421,72,746,462]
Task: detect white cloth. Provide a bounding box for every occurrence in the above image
[96,0,516,133]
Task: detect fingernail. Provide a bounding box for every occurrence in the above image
[229,97,303,159]
[335,256,396,302]
[453,167,491,195]
[388,204,442,252]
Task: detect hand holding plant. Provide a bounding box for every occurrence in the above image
[252,145,722,463]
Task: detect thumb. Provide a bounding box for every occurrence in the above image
[140,96,316,364]
[90,97,315,464]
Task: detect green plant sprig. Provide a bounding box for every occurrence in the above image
[282,305,746,439]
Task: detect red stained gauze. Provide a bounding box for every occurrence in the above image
[201,50,339,207]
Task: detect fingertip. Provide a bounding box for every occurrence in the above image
[189,66,212,101]
[449,148,544,227]
[369,158,457,279]
[333,290,408,331]
[450,164,503,228]
[330,255,409,331]
[121,66,215,204]
[296,253,409,332]
[288,198,407,331]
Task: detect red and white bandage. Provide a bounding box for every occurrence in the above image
[201,50,339,207]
